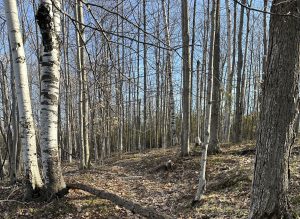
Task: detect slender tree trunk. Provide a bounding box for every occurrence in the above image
[262,0,268,81]
[240,1,252,139]
[161,0,177,146]
[233,0,245,143]
[194,0,215,201]
[5,0,43,198]
[223,0,233,142]
[74,0,84,168]
[62,4,72,163]
[155,9,160,148]
[190,0,197,140]
[249,1,300,218]
[116,0,124,154]
[196,60,201,143]
[137,5,141,151]
[74,0,89,168]
[204,0,215,146]
[143,0,147,150]
[208,0,220,154]
[78,0,89,168]
[36,0,66,196]
[201,0,209,141]
[181,0,191,156]
[9,56,18,184]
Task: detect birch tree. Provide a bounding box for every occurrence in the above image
[5,0,43,198]
[36,0,66,196]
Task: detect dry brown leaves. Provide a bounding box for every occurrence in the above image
[0,142,299,218]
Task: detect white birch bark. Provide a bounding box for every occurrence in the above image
[5,0,43,196]
[36,0,66,195]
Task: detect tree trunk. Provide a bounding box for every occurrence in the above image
[143,0,147,150]
[74,0,84,168]
[180,0,191,156]
[249,1,300,218]
[137,5,141,151]
[223,0,233,142]
[161,0,177,146]
[208,0,220,154]
[233,0,245,143]
[36,0,66,197]
[5,0,43,198]
[262,0,268,81]
[155,11,160,148]
[204,0,215,146]
[76,0,90,168]
[201,0,209,141]
[194,0,215,201]
[196,60,201,141]
[190,0,197,141]
[9,56,18,184]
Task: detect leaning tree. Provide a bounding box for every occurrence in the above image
[5,0,43,199]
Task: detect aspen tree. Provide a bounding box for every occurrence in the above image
[5,0,43,198]
[36,0,66,196]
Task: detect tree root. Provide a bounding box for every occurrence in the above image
[67,183,172,219]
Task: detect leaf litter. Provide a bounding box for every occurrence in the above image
[0,142,299,218]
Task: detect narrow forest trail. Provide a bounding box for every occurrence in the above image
[0,142,299,218]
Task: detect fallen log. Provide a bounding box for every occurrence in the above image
[67,183,172,219]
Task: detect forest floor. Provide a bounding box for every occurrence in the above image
[0,141,299,219]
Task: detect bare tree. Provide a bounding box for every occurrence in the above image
[249,0,300,217]
[162,0,177,146]
[181,0,191,156]
[233,0,246,143]
[5,0,43,198]
[223,0,233,142]
[143,0,148,150]
[36,0,66,196]
[208,0,221,154]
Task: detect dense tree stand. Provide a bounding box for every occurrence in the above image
[249,0,300,218]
